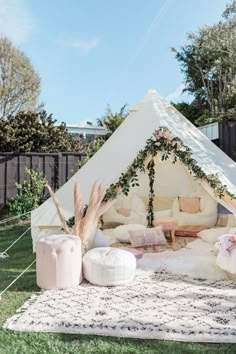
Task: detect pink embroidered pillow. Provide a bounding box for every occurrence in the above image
[117,208,131,217]
[129,227,167,247]
[179,197,200,214]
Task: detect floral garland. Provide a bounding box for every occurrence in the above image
[147,158,155,227]
[104,127,236,227]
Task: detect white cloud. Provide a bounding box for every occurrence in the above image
[61,37,100,53]
[165,84,185,102]
[0,0,34,44]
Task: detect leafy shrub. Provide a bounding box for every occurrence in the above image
[8,168,47,218]
[70,138,105,176]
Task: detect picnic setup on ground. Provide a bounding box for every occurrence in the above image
[4,90,236,342]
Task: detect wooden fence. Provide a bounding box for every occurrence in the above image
[1,122,236,207]
[0,152,86,207]
[219,122,236,161]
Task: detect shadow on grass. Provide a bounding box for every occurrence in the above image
[57,332,236,354]
[0,269,38,292]
[0,224,38,293]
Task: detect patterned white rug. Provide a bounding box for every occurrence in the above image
[4,271,236,342]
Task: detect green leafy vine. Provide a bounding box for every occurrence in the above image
[103,126,236,227]
[147,158,155,227]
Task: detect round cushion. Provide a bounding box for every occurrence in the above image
[36,234,82,290]
[83,247,136,286]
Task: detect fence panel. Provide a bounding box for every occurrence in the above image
[219,122,236,161]
[0,156,6,205]
[6,155,18,201]
[0,152,85,207]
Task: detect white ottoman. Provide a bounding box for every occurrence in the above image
[36,234,82,290]
[83,247,136,286]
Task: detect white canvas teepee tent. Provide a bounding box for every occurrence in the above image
[31,89,236,246]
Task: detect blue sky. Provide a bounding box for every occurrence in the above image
[0,0,230,124]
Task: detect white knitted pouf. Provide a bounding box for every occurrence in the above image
[36,234,82,290]
[83,247,136,286]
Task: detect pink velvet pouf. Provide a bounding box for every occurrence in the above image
[36,234,82,290]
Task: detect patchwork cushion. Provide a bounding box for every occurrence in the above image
[179,197,200,214]
[129,226,167,247]
[83,247,136,286]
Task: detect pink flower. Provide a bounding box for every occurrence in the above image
[172,140,177,147]
[155,142,161,146]
[163,132,173,141]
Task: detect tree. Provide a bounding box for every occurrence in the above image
[172,0,236,121]
[0,110,85,152]
[0,37,40,118]
[97,104,129,138]
[171,100,209,126]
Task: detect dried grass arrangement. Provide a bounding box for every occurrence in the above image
[46,182,113,253]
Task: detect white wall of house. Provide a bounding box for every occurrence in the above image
[198,122,219,140]
[66,124,108,139]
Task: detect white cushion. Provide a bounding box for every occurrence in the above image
[186,238,216,252]
[113,224,146,243]
[83,247,136,286]
[197,227,231,244]
[171,196,217,227]
[102,194,147,226]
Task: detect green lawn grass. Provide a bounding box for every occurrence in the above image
[0,225,236,354]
